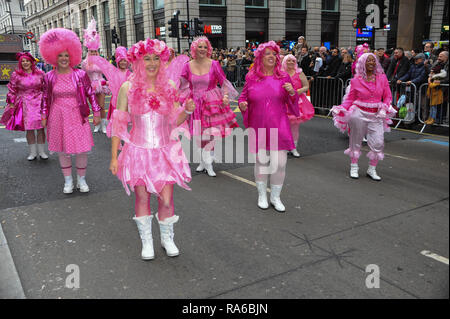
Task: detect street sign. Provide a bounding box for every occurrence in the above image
[25,31,34,40]
[352,19,358,28]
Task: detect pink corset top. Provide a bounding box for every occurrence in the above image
[129,111,172,149]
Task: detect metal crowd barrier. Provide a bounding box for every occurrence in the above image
[417,83,449,133]
[307,76,346,114]
[389,81,418,129]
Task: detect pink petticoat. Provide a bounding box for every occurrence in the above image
[287,94,315,124]
[331,100,397,134]
[91,80,111,95]
[116,141,192,196]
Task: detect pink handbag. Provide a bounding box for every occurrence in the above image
[1,100,25,131]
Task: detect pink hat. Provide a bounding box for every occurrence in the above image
[115,46,128,63]
[39,28,82,67]
[83,18,101,51]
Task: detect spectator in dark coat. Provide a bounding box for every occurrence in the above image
[398,53,428,87]
[386,48,411,82]
[335,53,353,83]
[324,47,343,77]
[298,47,313,76]
[376,48,390,72]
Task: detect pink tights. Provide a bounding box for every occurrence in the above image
[254,150,288,185]
[58,153,88,177]
[134,183,175,221]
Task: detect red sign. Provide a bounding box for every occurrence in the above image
[155,27,160,36]
[25,31,34,39]
[352,19,357,28]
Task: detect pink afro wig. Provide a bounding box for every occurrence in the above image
[247,41,284,81]
[115,46,128,64]
[190,36,212,59]
[39,28,82,67]
[127,38,170,63]
[355,52,384,80]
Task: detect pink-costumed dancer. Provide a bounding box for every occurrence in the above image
[331,53,396,181]
[109,39,195,260]
[2,52,48,160]
[281,54,315,158]
[81,18,111,133]
[88,46,132,134]
[179,36,239,177]
[238,41,299,213]
[40,28,101,194]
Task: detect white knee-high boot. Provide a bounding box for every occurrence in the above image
[27,144,37,161]
[270,184,286,212]
[156,213,179,257]
[37,144,48,160]
[256,181,269,210]
[133,215,155,260]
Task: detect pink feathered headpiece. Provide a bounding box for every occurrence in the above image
[39,28,82,67]
[83,19,101,51]
[190,36,212,59]
[247,41,284,81]
[115,46,128,64]
[127,38,170,63]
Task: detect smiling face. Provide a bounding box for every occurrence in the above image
[262,48,277,71]
[118,59,129,70]
[143,53,160,78]
[285,58,296,71]
[57,51,70,69]
[88,50,99,56]
[196,41,209,59]
[365,55,376,73]
[21,58,32,72]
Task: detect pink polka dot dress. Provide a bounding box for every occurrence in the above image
[47,71,94,154]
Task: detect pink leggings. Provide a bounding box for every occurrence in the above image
[134,183,175,221]
[58,153,88,177]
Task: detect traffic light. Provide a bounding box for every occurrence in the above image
[181,22,189,37]
[356,1,368,29]
[168,17,178,38]
[194,18,203,36]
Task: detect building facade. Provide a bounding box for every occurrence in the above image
[23,0,447,59]
[0,0,27,35]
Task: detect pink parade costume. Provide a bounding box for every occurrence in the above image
[111,87,191,196]
[88,55,131,121]
[331,73,396,163]
[42,68,101,154]
[238,74,300,153]
[5,71,44,130]
[81,59,112,95]
[288,71,315,124]
[179,60,239,138]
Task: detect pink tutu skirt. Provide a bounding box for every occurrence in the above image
[92,80,111,95]
[116,141,192,195]
[193,87,239,138]
[287,94,315,124]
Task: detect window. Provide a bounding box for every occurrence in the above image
[286,0,305,9]
[153,0,164,10]
[103,2,110,25]
[199,0,226,5]
[322,0,339,11]
[92,5,98,22]
[134,0,143,15]
[245,0,267,8]
[118,0,125,20]
[82,9,87,28]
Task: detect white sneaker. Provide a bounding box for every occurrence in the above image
[101,119,108,134]
[63,176,74,194]
[94,125,100,133]
[76,175,90,192]
[27,144,37,161]
[366,165,381,181]
[350,164,359,179]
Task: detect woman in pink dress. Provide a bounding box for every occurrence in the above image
[238,41,299,213]
[331,53,396,181]
[81,19,110,133]
[109,39,195,260]
[179,36,239,177]
[39,28,101,194]
[88,46,132,134]
[281,54,315,157]
[4,52,48,160]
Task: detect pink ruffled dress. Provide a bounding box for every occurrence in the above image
[180,60,239,138]
[288,71,315,124]
[6,71,44,130]
[82,59,112,95]
[47,71,95,154]
[111,85,191,195]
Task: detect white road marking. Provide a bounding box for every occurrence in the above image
[13,138,27,143]
[421,250,449,265]
[219,171,271,192]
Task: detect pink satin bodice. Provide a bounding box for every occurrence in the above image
[129,112,172,149]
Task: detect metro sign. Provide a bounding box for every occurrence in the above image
[203,25,222,35]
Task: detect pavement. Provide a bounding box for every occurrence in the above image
[0,85,448,300]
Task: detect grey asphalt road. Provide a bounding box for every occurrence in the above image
[0,84,448,300]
